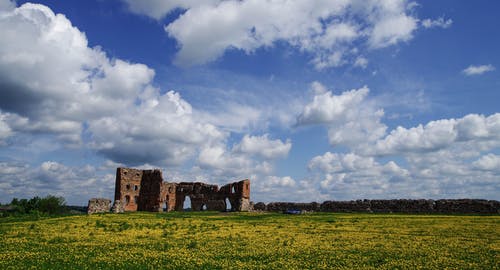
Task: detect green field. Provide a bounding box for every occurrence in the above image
[0,212,498,269]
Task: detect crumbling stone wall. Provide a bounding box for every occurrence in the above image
[137,170,164,212]
[266,202,320,212]
[320,199,500,214]
[159,183,177,212]
[87,198,111,214]
[111,200,124,213]
[258,199,500,214]
[219,180,251,211]
[114,167,251,213]
[114,168,142,211]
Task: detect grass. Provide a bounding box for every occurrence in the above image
[0,211,498,269]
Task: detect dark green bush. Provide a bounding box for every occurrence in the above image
[4,195,67,216]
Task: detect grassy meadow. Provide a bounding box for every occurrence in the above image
[0,211,498,269]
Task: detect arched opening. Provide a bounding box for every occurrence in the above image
[225,198,232,211]
[183,196,192,211]
[202,204,207,211]
[232,186,236,193]
[125,195,130,205]
[162,195,169,212]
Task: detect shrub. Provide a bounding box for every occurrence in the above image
[5,195,67,216]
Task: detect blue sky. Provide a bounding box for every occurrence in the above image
[0,0,499,205]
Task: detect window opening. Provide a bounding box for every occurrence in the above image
[183,196,192,211]
[225,198,232,211]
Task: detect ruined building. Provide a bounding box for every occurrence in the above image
[113,167,250,212]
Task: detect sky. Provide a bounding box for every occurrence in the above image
[0,0,499,205]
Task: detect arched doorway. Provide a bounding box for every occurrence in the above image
[162,195,169,212]
[225,198,232,211]
[183,196,192,211]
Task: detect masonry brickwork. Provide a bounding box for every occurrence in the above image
[87,198,111,214]
[114,167,250,212]
[259,199,500,214]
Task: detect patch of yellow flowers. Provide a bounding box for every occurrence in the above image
[0,212,498,269]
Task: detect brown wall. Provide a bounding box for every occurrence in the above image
[114,167,250,212]
[115,168,143,211]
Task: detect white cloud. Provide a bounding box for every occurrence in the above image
[0,113,12,145]
[197,145,255,177]
[308,152,410,199]
[0,161,115,205]
[0,2,302,204]
[302,88,500,200]
[371,114,500,155]
[269,176,296,187]
[0,0,14,12]
[369,12,417,48]
[421,17,453,29]
[462,64,495,76]
[122,0,424,69]
[198,103,264,133]
[297,83,387,147]
[354,56,368,68]
[87,90,226,166]
[121,0,221,20]
[197,133,290,180]
[473,154,500,172]
[258,175,296,192]
[0,2,230,166]
[233,134,291,159]
[297,85,370,125]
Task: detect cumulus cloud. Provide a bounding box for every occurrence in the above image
[473,154,500,172]
[296,82,500,200]
[233,134,291,159]
[0,3,151,142]
[0,161,115,205]
[297,83,386,147]
[354,56,368,68]
[308,152,410,199]
[305,111,500,200]
[0,113,12,145]
[122,0,422,69]
[0,2,229,166]
[371,113,500,155]
[462,64,495,76]
[309,152,409,178]
[0,2,301,204]
[421,17,453,29]
[297,85,370,125]
[258,175,296,193]
[121,0,221,20]
[368,10,417,48]
[197,133,291,180]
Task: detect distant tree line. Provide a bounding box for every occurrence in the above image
[1,195,67,217]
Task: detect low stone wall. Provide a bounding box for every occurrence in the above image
[257,199,500,214]
[433,199,500,214]
[87,198,111,214]
[264,202,320,212]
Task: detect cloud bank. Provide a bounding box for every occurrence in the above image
[123,0,423,69]
[0,2,292,203]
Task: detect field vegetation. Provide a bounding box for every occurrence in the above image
[0,211,498,269]
[1,195,68,217]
